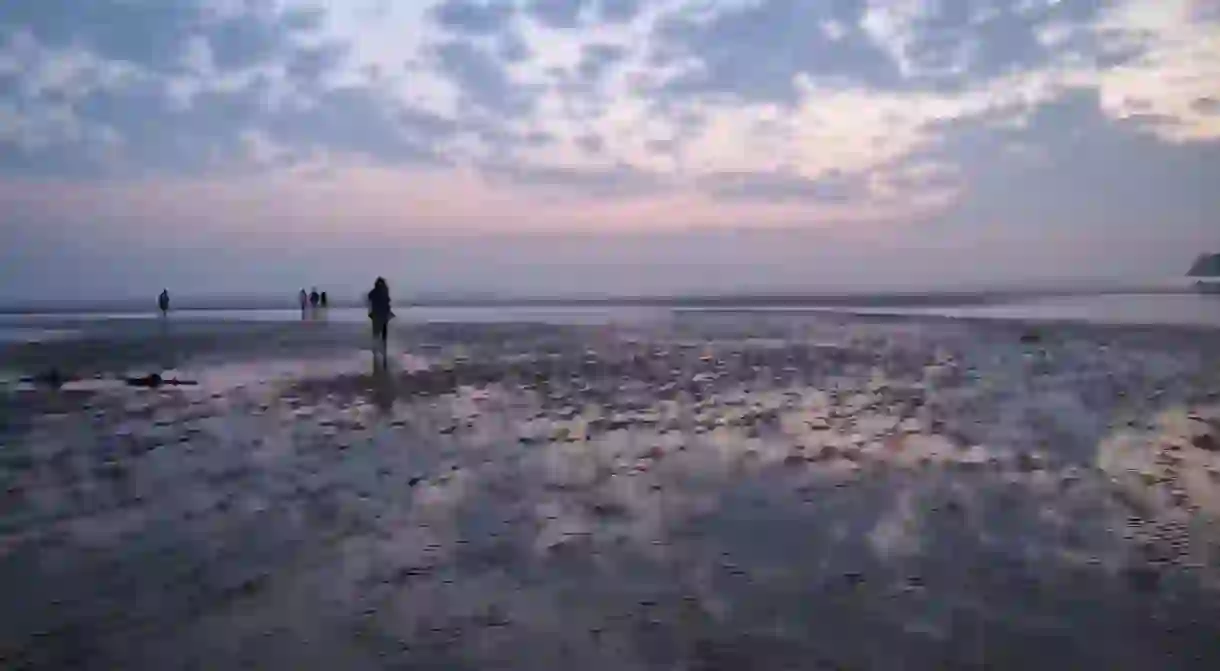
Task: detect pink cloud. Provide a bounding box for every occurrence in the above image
[0,164,956,245]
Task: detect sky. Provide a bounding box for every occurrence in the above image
[1,0,1219,301]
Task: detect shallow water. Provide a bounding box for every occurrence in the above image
[2,314,1220,669]
[4,291,1220,330]
[0,304,673,327]
[0,327,82,344]
[834,293,1220,328]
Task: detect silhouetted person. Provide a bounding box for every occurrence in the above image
[309,287,320,309]
[299,288,308,315]
[158,289,170,316]
[367,277,393,353]
[320,291,328,308]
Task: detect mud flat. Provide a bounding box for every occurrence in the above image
[3,313,1220,669]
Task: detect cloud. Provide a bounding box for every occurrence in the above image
[651,0,900,104]
[699,170,868,204]
[929,87,1220,233]
[285,42,350,87]
[860,0,1115,86]
[0,29,453,178]
[268,86,450,167]
[577,43,628,82]
[483,162,669,199]
[0,0,201,72]
[431,39,535,116]
[0,66,262,178]
[496,30,533,63]
[431,0,516,36]
[1089,0,1220,142]
[207,12,292,71]
[0,0,324,73]
[524,0,644,29]
[527,0,585,29]
[576,133,605,154]
[1,0,1219,264]
[0,1,397,177]
[598,0,644,24]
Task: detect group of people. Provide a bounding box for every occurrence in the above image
[299,287,330,313]
[300,279,394,352]
[155,278,394,351]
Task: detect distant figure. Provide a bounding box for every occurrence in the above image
[320,291,328,308]
[367,277,394,352]
[158,289,170,316]
[309,287,320,309]
[299,288,308,313]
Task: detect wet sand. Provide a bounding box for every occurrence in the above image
[3,313,1220,669]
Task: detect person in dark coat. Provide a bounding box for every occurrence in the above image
[367,277,393,352]
[309,287,320,309]
[158,289,170,316]
[320,291,328,308]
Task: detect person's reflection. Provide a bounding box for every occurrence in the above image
[370,350,395,413]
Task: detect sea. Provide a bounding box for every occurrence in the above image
[1,291,1218,344]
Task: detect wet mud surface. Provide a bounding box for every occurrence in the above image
[3,314,1220,669]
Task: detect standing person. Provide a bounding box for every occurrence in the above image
[299,289,309,318]
[157,288,173,367]
[367,277,394,354]
[309,287,320,309]
[320,291,328,309]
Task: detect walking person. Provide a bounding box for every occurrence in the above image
[158,289,170,317]
[367,277,394,357]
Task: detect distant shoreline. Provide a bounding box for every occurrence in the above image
[0,286,1199,315]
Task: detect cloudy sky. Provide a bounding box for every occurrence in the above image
[1,0,1218,300]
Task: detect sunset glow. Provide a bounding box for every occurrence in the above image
[2,0,1219,298]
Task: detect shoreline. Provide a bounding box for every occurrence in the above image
[0,317,1215,390]
[0,285,1204,316]
[3,312,1219,407]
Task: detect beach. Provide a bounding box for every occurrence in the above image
[3,307,1220,669]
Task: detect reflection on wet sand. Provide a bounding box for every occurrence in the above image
[2,314,1220,669]
[369,349,396,415]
